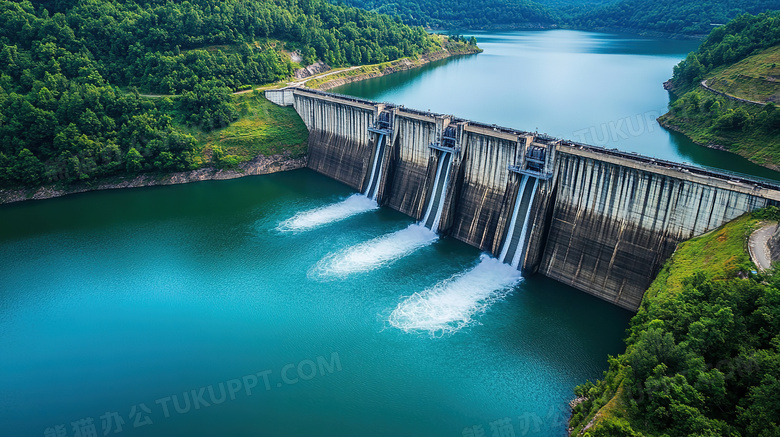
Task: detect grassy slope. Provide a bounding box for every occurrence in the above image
[164,41,309,167]
[146,35,474,167]
[658,46,780,170]
[152,91,308,169]
[658,88,780,169]
[569,214,759,436]
[185,92,308,165]
[707,45,780,103]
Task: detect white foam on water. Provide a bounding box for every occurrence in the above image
[312,224,438,278]
[388,254,522,336]
[277,194,378,232]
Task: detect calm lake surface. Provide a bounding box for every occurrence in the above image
[2,30,756,437]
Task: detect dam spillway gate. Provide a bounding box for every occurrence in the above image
[266,87,780,311]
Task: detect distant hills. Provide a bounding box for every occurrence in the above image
[339,0,780,36]
[331,0,556,30]
[569,0,780,36]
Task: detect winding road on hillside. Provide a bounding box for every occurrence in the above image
[749,222,777,270]
[700,79,767,106]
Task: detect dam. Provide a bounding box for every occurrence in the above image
[266,87,780,311]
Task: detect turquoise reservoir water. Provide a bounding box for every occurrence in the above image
[0,172,631,436]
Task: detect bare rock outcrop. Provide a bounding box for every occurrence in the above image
[294,61,331,79]
[768,225,780,263]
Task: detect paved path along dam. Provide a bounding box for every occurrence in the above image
[267,87,780,311]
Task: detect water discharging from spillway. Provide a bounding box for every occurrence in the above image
[364,133,386,200]
[312,223,438,278]
[278,135,386,232]
[389,175,537,335]
[388,254,522,336]
[499,175,539,268]
[314,151,452,278]
[422,152,452,233]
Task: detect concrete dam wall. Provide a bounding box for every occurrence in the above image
[541,148,776,309]
[293,92,379,191]
[383,111,444,220]
[267,87,780,311]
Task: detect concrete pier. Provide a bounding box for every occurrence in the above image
[384,110,445,220]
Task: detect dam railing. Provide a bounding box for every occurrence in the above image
[560,140,780,191]
[293,87,397,109]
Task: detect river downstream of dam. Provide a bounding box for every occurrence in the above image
[2,30,761,436]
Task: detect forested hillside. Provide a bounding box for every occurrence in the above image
[670,11,780,90]
[659,12,780,170]
[340,0,780,37]
[332,0,555,29]
[0,0,439,187]
[569,0,780,36]
[569,211,780,436]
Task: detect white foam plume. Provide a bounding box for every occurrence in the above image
[278,194,378,232]
[312,224,437,278]
[388,254,522,336]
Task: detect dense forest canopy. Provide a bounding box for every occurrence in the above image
[0,0,439,186]
[340,0,780,36]
[569,0,780,35]
[332,0,555,29]
[671,11,780,89]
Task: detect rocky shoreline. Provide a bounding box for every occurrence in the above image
[0,153,306,205]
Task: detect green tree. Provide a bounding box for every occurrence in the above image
[125,147,143,172]
[13,148,44,184]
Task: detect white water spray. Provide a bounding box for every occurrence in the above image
[510,178,538,268]
[421,153,452,233]
[277,194,378,232]
[388,254,522,336]
[313,151,454,277]
[389,173,538,336]
[498,175,529,263]
[312,224,437,278]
